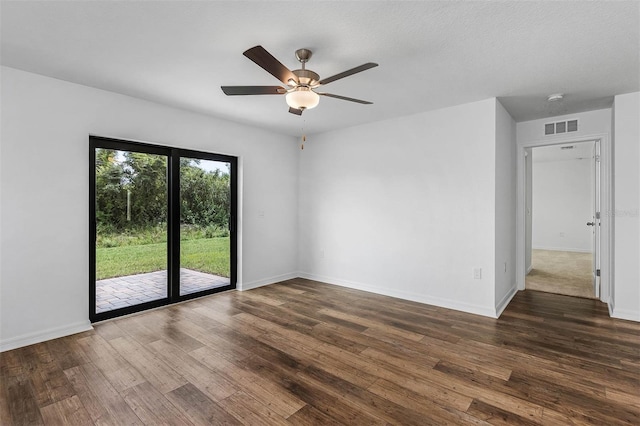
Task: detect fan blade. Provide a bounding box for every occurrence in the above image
[221,86,285,95]
[289,107,303,115]
[243,45,298,85]
[318,63,378,85]
[318,93,373,104]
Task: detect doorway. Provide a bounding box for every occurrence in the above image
[89,136,237,322]
[524,140,600,299]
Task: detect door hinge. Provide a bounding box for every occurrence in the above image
[595,211,600,219]
[596,269,601,277]
[595,155,601,162]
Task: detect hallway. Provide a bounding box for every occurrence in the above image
[526,249,594,299]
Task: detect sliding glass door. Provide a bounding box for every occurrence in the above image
[178,156,232,296]
[90,137,236,322]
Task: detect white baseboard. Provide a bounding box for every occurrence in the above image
[532,246,592,253]
[0,274,532,352]
[239,271,299,291]
[0,272,300,352]
[298,272,497,318]
[1,320,93,353]
[611,307,640,322]
[495,286,518,318]
[526,264,533,274]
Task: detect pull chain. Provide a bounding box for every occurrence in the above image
[301,119,306,150]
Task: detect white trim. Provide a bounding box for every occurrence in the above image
[239,272,299,291]
[0,320,93,352]
[516,133,612,306]
[495,286,518,317]
[526,265,533,274]
[611,307,640,322]
[532,246,592,253]
[298,272,497,318]
[608,299,615,317]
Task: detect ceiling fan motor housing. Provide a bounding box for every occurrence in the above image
[293,69,320,86]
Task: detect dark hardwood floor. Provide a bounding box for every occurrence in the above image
[1,278,639,425]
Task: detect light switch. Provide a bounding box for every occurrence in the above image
[473,268,482,280]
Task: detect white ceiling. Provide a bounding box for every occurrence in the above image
[1,1,638,137]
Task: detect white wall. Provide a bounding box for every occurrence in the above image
[494,101,517,312]
[532,156,593,252]
[517,109,612,142]
[612,92,640,321]
[0,67,299,351]
[298,98,506,317]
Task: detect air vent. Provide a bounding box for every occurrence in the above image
[544,119,578,135]
[545,123,555,135]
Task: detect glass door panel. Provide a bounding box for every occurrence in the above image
[91,137,236,322]
[94,148,169,314]
[179,157,231,296]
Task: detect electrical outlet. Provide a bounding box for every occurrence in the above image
[559,232,565,238]
[473,268,482,280]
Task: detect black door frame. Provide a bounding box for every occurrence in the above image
[89,136,237,322]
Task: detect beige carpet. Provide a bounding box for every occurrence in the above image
[526,249,595,299]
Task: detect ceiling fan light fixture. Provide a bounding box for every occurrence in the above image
[286,87,319,110]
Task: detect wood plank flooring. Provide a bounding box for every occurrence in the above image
[1,278,639,425]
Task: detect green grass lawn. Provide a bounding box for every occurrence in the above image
[96,237,229,280]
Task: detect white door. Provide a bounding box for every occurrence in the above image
[589,140,601,298]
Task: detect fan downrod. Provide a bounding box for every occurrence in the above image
[292,48,319,86]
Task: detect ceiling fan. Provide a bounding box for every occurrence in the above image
[221,45,378,115]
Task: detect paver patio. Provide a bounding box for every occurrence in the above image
[96,268,229,313]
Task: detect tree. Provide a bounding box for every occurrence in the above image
[180,161,230,229]
[123,152,168,227]
[95,149,127,231]
[95,151,230,234]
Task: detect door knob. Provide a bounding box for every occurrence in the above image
[586,221,595,226]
